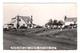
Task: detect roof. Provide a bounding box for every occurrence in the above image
[19,16,31,23]
[64,17,77,22]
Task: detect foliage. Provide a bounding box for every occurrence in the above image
[36,25,43,28]
[46,19,64,29]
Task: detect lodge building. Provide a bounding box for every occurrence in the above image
[4,15,36,29]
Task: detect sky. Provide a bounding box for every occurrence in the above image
[3,3,77,26]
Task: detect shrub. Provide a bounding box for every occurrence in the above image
[3,28,9,31]
[20,26,27,29]
[36,25,43,28]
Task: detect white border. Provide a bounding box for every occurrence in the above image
[0,0,80,53]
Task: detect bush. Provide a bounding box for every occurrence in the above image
[13,27,16,29]
[20,26,27,29]
[63,25,68,29]
[36,25,43,28]
[3,28,9,31]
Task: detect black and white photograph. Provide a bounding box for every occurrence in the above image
[3,2,77,50]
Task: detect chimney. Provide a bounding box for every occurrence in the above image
[64,15,67,21]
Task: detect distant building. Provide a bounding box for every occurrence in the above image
[64,16,77,25]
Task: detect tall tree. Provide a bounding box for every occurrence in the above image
[58,20,64,27]
[48,19,53,29]
[53,19,58,28]
[58,20,64,30]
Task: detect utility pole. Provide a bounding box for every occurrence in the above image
[16,15,20,29]
[30,15,33,28]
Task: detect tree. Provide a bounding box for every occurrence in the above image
[45,23,48,29]
[58,20,64,27]
[58,20,64,30]
[53,20,58,28]
[47,19,53,29]
[45,19,64,29]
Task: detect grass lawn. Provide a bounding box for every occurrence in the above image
[3,28,77,45]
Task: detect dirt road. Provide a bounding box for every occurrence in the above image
[3,31,77,50]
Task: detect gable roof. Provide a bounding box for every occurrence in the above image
[19,16,31,24]
[64,17,77,22]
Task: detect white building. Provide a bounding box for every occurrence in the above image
[4,15,34,29]
[64,16,77,25]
